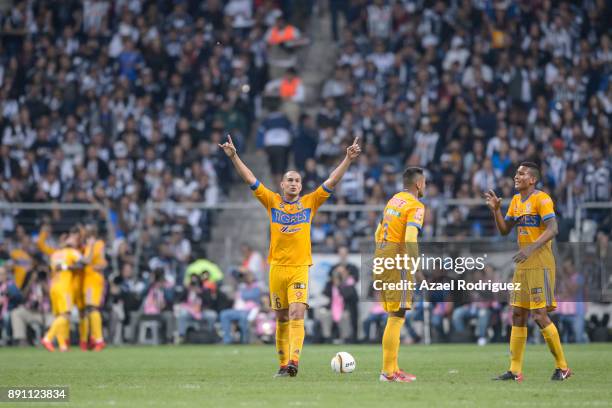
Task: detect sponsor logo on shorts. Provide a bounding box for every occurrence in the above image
[293,283,306,289]
[531,287,543,294]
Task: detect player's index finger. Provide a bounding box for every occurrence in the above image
[488,189,497,198]
[227,134,233,143]
[353,136,360,145]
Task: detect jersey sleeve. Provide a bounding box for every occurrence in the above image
[36,229,56,256]
[537,193,556,221]
[250,180,276,210]
[93,241,107,268]
[505,196,517,221]
[405,203,425,231]
[303,183,333,211]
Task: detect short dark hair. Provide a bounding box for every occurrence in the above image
[519,161,540,181]
[403,167,424,188]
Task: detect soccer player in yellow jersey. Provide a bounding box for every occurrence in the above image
[40,231,83,352]
[80,224,108,351]
[375,167,426,383]
[486,162,571,382]
[219,134,361,377]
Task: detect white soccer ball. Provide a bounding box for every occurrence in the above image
[331,352,356,374]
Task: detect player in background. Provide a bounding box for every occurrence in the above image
[39,229,83,352]
[375,167,426,383]
[219,134,361,377]
[38,224,89,350]
[80,224,108,351]
[485,162,571,382]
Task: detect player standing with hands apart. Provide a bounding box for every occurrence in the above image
[486,162,571,382]
[219,135,361,377]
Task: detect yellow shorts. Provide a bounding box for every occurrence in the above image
[83,271,105,307]
[269,265,309,310]
[50,272,73,315]
[380,269,413,313]
[510,266,556,311]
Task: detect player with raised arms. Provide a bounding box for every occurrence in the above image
[485,162,571,382]
[219,134,361,377]
[375,167,426,382]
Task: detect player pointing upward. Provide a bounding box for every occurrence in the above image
[485,162,571,382]
[219,134,361,377]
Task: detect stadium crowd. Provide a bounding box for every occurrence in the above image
[0,0,611,347]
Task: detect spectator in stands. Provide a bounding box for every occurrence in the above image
[252,293,276,344]
[362,288,386,343]
[452,267,499,346]
[0,265,22,344]
[557,257,587,343]
[219,271,261,344]
[256,102,293,186]
[265,68,304,125]
[176,274,217,343]
[131,268,174,344]
[234,243,265,284]
[317,265,358,343]
[10,267,52,346]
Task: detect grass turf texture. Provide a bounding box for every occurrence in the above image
[2,344,611,408]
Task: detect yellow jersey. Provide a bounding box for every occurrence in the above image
[49,248,82,277]
[10,248,32,289]
[251,180,332,266]
[83,240,107,275]
[505,190,556,268]
[376,191,425,243]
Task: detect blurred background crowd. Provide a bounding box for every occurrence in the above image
[0,0,610,347]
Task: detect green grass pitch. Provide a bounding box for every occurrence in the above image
[2,343,611,407]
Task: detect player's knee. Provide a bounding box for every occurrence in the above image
[511,309,527,325]
[288,305,306,320]
[275,310,289,322]
[531,310,550,327]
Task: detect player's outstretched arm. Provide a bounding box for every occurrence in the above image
[484,190,515,235]
[323,137,361,190]
[218,134,257,186]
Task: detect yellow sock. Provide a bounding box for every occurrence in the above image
[382,316,404,375]
[89,310,104,342]
[276,320,290,366]
[79,315,89,343]
[55,316,69,349]
[288,319,305,362]
[541,323,568,369]
[509,326,527,374]
[44,317,61,342]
